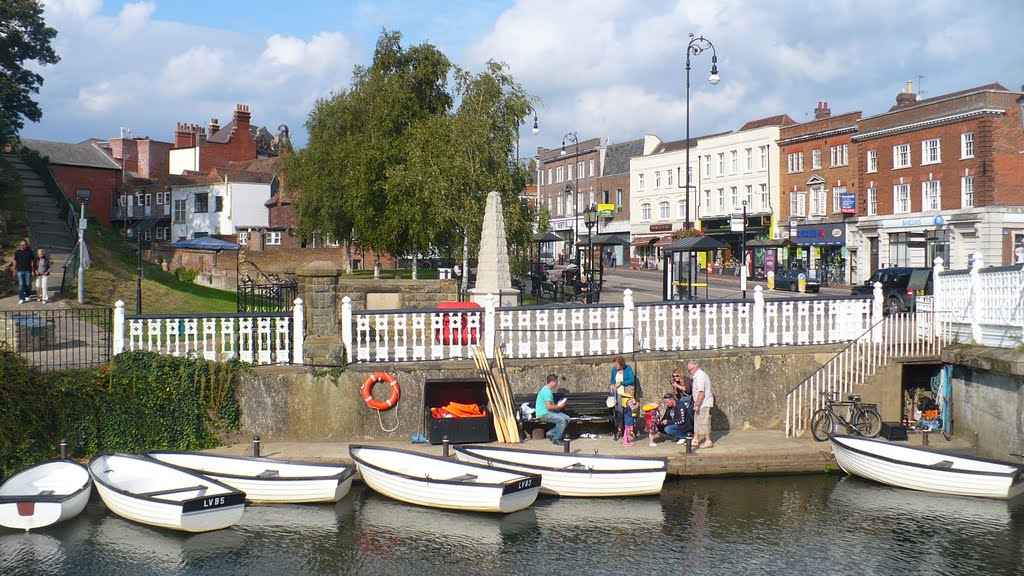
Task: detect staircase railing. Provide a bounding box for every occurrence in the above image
[784,307,942,438]
[18,147,81,293]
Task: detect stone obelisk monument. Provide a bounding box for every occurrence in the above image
[469,191,520,306]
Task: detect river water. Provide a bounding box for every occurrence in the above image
[2,475,1021,576]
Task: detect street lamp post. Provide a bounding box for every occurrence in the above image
[741,200,748,299]
[583,204,598,303]
[75,189,91,304]
[684,33,720,298]
[561,132,579,266]
[516,110,540,162]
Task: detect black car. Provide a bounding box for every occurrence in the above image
[773,268,821,293]
[851,267,933,314]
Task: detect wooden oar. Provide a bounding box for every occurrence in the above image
[493,343,521,443]
[472,345,507,443]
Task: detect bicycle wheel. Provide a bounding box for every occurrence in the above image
[853,407,882,438]
[810,409,833,442]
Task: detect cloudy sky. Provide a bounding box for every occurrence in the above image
[22,0,1024,154]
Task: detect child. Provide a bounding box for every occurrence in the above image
[644,402,661,446]
[621,385,638,447]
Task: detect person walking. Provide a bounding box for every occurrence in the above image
[535,373,570,445]
[35,249,51,303]
[12,239,35,304]
[688,360,715,449]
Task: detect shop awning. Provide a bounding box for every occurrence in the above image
[654,235,674,247]
[665,235,728,252]
[746,238,797,248]
[630,236,658,247]
[532,231,563,243]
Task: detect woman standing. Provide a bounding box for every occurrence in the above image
[609,356,635,441]
[35,249,51,303]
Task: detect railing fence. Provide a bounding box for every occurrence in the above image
[0,307,112,370]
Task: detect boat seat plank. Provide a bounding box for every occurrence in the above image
[256,470,280,479]
[930,460,955,469]
[443,474,479,482]
[136,485,208,497]
[38,490,55,496]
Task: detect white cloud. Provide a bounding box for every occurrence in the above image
[261,32,350,78]
[159,45,229,98]
[41,0,101,20]
[117,2,155,31]
[76,80,118,112]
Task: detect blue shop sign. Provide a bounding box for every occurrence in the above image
[794,223,846,246]
[840,192,856,214]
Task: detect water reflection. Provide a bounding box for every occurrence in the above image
[0,533,65,576]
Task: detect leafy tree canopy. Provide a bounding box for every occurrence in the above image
[0,0,59,140]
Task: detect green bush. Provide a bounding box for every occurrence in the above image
[175,267,199,283]
[0,350,244,477]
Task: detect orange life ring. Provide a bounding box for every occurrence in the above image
[362,372,400,410]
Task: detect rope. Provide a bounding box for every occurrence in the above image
[375,397,400,433]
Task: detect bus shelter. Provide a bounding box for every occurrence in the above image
[663,235,727,300]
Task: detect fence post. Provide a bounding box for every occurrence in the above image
[292,298,304,365]
[932,257,944,341]
[113,300,125,355]
[970,252,983,343]
[752,285,765,347]
[871,282,883,342]
[341,296,353,364]
[622,289,635,354]
[483,293,496,359]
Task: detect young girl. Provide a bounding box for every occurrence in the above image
[621,385,638,447]
[644,402,661,446]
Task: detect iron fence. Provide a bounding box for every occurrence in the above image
[0,307,112,370]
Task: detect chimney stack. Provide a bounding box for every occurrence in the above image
[174,122,193,148]
[208,117,220,137]
[233,104,251,134]
[814,101,831,120]
[895,80,917,107]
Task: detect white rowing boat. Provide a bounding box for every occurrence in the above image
[0,460,92,531]
[830,435,1024,499]
[454,444,667,497]
[146,451,354,504]
[349,445,541,513]
[89,453,246,532]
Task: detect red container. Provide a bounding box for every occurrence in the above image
[434,301,481,345]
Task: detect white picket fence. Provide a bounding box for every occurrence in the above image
[343,287,880,364]
[111,299,305,365]
[932,255,1024,348]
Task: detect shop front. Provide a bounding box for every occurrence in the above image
[630,223,673,270]
[790,222,847,283]
[698,214,772,275]
[551,218,575,264]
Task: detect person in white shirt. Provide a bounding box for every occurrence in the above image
[688,360,715,448]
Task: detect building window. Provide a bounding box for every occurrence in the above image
[894,184,910,213]
[704,155,712,177]
[790,191,806,218]
[744,185,753,208]
[867,149,877,173]
[811,149,822,170]
[577,161,583,179]
[703,189,711,212]
[547,168,553,184]
[787,152,804,173]
[867,187,877,216]
[717,153,725,176]
[556,166,564,182]
[832,186,847,213]
[922,180,941,211]
[830,144,848,167]
[588,159,594,177]
[961,132,974,159]
[759,184,768,211]
[921,138,941,165]
[173,199,186,222]
[325,234,341,247]
[961,176,974,208]
[655,171,661,188]
[759,145,768,170]
[641,203,652,221]
[163,192,171,205]
[745,148,753,172]
[616,189,623,211]
[810,187,825,216]
[677,200,686,219]
[659,201,670,220]
[556,196,563,215]
[266,231,282,246]
[638,173,644,190]
[214,196,224,213]
[729,150,738,174]
[155,192,163,205]
[666,169,673,188]
[194,193,209,213]
[717,188,725,214]
[155,227,165,240]
[143,229,151,241]
[730,186,738,210]
[893,143,911,169]
[238,231,249,246]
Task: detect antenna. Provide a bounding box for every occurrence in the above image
[120,127,133,139]
[917,74,926,97]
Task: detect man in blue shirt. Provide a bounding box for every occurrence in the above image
[535,373,570,445]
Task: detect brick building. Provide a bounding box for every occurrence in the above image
[848,82,1024,278]
[536,136,601,264]
[777,103,861,281]
[168,104,280,175]
[595,138,643,266]
[20,138,122,227]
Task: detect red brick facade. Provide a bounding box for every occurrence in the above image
[49,164,120,227]
[174,105,259,174]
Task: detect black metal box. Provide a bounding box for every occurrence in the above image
[880,421,908,441]
[424,378,492,445]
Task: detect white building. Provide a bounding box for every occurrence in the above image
[170,172,275,242]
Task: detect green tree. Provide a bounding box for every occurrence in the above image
[0,0,59,141]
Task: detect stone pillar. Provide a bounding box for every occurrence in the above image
[296,261,343,365]
[113,300,125,355]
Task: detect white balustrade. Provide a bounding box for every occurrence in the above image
[934,255,1024,348]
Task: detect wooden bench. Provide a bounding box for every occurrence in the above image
[539,280,558,300]
[514,391,615,438]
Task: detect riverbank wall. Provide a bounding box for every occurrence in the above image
[942,345,1024,460]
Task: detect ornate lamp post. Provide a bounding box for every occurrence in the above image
[583,204,598,303]
[683,33,720,298]
[561,132,579,266]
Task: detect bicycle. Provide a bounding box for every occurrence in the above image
[810,392,883,441]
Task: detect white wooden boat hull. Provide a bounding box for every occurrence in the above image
[0,461,92,531]
[89,454,246,532]
[830,435,1024,500]
[454,445,667,497]
[146,452,355,504]
[349,445,541,513]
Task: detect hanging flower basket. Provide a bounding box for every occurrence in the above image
[671,228,705,239]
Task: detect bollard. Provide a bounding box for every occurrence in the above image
[563,435,571,453]
[253,435,261,458]
[442,435,450,457]
[685,437,692,454]
[922,430,929,446]
[60,438,68,460]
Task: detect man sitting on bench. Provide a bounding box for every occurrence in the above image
[536,373,570,446]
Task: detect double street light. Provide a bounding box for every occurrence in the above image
[561,132,579,266]
[583,204,598,303]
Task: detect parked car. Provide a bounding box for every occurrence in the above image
[851,267,933,314]
[774,268,821,293]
